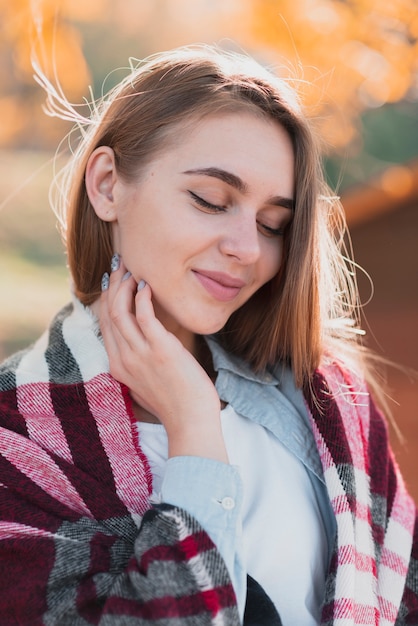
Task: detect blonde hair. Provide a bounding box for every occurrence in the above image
[43,45,376,394]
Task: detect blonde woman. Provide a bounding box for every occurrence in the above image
[0,46,416,625]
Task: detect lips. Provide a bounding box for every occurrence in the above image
[193,269,246,302]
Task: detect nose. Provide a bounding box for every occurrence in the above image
[219,216,261,265]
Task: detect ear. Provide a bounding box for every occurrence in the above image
[85,146,119,222]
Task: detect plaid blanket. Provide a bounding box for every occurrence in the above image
[0,299,416,624]
[0,302,239,625]
[307,366,418,625]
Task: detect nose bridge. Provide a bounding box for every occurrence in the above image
[220,211,260,263]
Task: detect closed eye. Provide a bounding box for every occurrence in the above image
[188,190,225,213]
[257,222,286,237]
[189,190,289,237]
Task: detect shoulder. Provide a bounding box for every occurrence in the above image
[304,358,391,468]
[0,302,74,388]
[0,348,27,391]
[0,348,29,434]
[0,300,103,431]
[306,357,368,411]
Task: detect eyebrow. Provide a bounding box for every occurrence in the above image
[182,167,295,211]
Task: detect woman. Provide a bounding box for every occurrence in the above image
[0,45,416,625]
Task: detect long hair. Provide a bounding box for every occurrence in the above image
[44,45,372,392]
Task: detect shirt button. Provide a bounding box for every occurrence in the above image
[221,496,235,510]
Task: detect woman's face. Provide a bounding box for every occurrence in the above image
[111,112,294,343]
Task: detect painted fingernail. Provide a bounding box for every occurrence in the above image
[137,279,146,291]
[110,253,120,272]
[122,271,132,281]
[101,272,110,291]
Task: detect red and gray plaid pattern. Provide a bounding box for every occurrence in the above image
[307,365,418,625]
[0,299,416,624]
[0,303,239,625]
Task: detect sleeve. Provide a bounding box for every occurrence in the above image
[160,456,246,621]
[0,427,241,626]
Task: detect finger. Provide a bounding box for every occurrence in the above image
[103,254,138,332]
[134,280,167,346]
[100,274,145,386]
[106,272,157,352]
[99,271,125,360]
[99,255,135,350]
[106,253,129,306]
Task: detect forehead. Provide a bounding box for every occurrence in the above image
[159,112,295,191]
[156,101,281,150]
[163,110,291,155]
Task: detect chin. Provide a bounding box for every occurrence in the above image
[189,318,228,336]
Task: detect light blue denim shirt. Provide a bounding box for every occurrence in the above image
[160,335,337,621]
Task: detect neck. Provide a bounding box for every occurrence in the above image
[152,302,198,356]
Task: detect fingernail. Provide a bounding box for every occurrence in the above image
[110,253,120,272]
[137,279,146,291]
[122,271,131,281]
[101,272,110,291]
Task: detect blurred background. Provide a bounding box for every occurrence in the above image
[0,0,417,499]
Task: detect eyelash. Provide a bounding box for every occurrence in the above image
[188,191,286,237]
[189,190,225,213]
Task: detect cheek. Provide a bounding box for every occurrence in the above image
[262,240,284,282]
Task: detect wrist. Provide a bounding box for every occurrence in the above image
[167,418,228,463]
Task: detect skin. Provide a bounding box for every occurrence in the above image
[86,112,294,463]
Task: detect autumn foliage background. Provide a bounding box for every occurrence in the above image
[2,0,418,148]
[0,0,417,496]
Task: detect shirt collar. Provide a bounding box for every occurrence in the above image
[204,335,280,386]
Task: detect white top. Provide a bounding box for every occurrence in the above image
[135,403,327,625]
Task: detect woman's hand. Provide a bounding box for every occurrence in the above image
[99,257,228,463]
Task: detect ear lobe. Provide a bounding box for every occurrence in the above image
[85,146,118,222]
